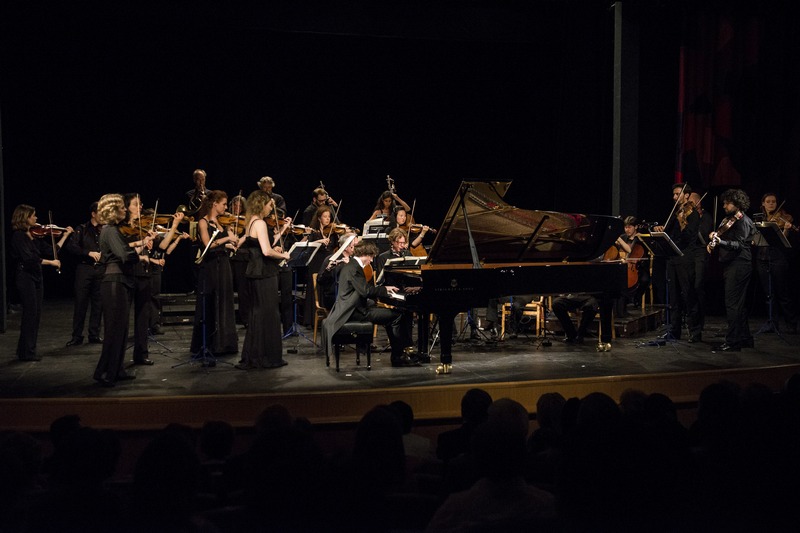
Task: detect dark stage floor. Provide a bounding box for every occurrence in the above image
[2,299,800,432]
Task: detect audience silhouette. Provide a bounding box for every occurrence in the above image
[3,374,800,532]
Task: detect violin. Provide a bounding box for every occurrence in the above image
[677,200,695,230]
[766,209,798,232]
[30,224,69,238]
[707,211,743,253]
[332,223,360,235]
[289,224,313,236]
[218,214,246,226]
[406,223,436,235]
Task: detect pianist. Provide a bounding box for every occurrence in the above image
[321,240,419,367]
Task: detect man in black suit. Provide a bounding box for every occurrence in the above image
[321,240,418,367]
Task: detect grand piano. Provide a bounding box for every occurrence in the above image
[385,180,627,374]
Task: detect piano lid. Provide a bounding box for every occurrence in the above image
[426,180,624,264]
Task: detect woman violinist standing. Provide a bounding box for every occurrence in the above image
[190,190,239,357]
[94,194,152,386]
[122,194,158,365]
[236,191,291,369]
[10,205,73,361]
[754,193,798,334]
[708,189,756,352]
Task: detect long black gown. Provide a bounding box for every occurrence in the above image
[240,236,285,368]
[190,243,238,356]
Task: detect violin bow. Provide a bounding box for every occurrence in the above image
[663,183,687,229]
[151,199,159,233]
[233,189,242,237]
[48,210,60,274]
[270,198,286,251]
[325,199,343,240]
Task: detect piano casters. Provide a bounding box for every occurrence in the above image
[436,363,452,375]
[595,297,613,352]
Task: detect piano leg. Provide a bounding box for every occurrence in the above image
[435,310,457,374]
[416,312,430,363]
[597,295,613,352]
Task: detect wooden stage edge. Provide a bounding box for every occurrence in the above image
[3,363,799,433]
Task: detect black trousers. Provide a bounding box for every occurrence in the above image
[552,295,598,340]
[723,257,752,345]
[71,263,104,340]
[278,267,293,333]
[16,271,42,359]
[667,258,700,338]
[351,305,412,357]
[96,280,133,382]
[756,253,798,329]
[133,275,152,360]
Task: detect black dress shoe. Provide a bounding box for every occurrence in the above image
[116,373,136,381]
[133,358,155,366]
[740,338,755,348]
[150,325,164,335]
[713,342,741,353]
[97,378,116,388]
[66,338,83,347]
[391,354,420,367]
[19,355,42,361]
[88,336,103,344]
[688,334,702,343]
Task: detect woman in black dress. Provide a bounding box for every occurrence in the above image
[236,191,291,370]
[190,190,239,357]
[10,204,72,361]
[95,194,151,386]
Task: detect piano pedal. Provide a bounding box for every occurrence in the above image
[435,363,452,375]
[596,342,612,352]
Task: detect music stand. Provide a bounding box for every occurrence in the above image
[637,232,683,345]
[362,218,391,254]
[173,229,233,369]
[755,221,792,341]
[283,241,321,351]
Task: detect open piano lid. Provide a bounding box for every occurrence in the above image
[427,180,624,264]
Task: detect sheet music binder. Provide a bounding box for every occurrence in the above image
[375,256,426,285]
[754,221,792,249]
[286,241,322,268]
[637,232,683,258]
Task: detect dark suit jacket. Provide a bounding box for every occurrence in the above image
[321,258,386,358]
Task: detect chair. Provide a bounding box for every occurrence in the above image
[311,273,329,345]
[327,322,374,372]
[500,296,545,338]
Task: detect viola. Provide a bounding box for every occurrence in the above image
[30,224,69,238]
[766,209,799,232]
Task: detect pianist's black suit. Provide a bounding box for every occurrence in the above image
[321,258,412,363]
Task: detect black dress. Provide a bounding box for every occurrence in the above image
[190,224,238,355]
[11,230,47,360]
[240,236,285,368]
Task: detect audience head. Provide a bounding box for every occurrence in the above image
[461,388,493,425]
[535,392,566,432]
[389,400,414,435]
[200,420,235,461]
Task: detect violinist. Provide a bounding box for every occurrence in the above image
[754,193,798,334]
[190,190,240,357]
[186,169,211,213]
[369,190,410,221]
[123,194,158,366]
[228,194,251,328]
[302,187,337,227]
[236,190,291,370]
[10,204,73,361]
[709,189,756,352]
[690,192,714,331]
[63,202,104,347]
[653,183,703,343]
[95,194,153,386]
[387,207,431,254]
[144,209,187,336]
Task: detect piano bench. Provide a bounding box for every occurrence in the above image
[328,322,374,372]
